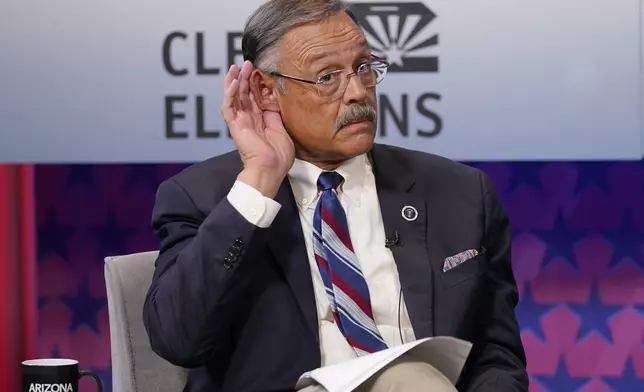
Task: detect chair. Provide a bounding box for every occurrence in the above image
[104,251,188,392]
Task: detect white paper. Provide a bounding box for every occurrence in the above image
[295,336,472,392]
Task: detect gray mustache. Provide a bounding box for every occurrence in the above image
[335,104,377,132]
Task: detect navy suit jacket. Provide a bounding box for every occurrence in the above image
[142,144,528,392]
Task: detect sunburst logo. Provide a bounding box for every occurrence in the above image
[349,2,438,73]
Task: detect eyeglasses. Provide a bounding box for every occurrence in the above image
[270,56,389,101]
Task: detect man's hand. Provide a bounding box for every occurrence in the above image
[221,61,295,198]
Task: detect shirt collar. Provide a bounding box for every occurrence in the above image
[288,154,368,209]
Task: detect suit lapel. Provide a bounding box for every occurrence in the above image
[370,144,435,339]
[265,181,320,346]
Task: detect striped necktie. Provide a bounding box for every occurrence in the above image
[313,171,388,356]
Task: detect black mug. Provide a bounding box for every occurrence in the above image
[22,359,103,392]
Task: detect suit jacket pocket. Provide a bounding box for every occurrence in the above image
[440,249,487,288]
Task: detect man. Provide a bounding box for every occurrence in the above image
[143,0,528,391]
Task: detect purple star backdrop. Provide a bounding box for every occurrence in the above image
[35,160,644,392]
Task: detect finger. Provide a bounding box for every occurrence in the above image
[224,64,240,89]
[221,78,240,123]
[229,121,252,140]
[223,64,240,90]
[242,60,254,76]
[238,61,254,109]
[249,91,263,117]
[263,110,285,132]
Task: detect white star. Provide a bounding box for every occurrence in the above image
[383,43,405,67]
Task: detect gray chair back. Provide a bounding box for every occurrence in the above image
[104,251,188,392]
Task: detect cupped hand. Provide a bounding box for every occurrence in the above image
[221,61,295,196]
[221,61,294,176]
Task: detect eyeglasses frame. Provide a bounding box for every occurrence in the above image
[267,55,390,97]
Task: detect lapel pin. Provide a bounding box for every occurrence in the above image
[401,205,418,222]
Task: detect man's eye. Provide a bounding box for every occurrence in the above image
[357,62,371,72]
[317,73,336,84]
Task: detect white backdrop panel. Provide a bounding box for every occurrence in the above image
[0,0,641,162]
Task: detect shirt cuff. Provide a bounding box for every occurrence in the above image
[226,180,282,228]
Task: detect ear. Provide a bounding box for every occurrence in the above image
[249,69,281,112]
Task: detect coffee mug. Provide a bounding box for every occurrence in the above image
[22,359,103,392]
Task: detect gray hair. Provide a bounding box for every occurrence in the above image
[242,0,357,81]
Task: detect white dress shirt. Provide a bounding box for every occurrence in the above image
[227,154,416,366]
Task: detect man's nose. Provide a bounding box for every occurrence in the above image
[342,74,369,104]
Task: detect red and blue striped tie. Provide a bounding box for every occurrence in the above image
[313,171,388,356]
